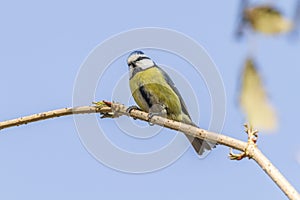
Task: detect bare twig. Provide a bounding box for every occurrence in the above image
[229,124,258,160]
[0,101,299,200]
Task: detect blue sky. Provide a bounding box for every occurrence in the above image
[0,1,299,200]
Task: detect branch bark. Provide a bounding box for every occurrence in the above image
[0,102,299,200]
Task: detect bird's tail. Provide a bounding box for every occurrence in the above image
[186,135,215,156]
[182,119,216,156]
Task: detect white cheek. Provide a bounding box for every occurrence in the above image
[136,60,154,69]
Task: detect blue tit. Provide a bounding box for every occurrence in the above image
[127,50,213,155]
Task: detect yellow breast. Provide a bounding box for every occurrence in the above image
[129,67,182,121]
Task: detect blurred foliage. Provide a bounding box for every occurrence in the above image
[244,5,293,34]
[236,1,299,36]
[239,58,277,132]
[234,0,298,132]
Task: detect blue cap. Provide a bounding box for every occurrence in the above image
[129,50,144,57]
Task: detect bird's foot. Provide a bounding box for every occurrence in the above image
[147,105,167,126]
[126,105,142,120]
[147,112,160,126]
[126,105,142,113]
[148,104,167,126]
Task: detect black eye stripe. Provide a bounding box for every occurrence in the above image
[134,56,150,62]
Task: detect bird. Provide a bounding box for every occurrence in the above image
[127,50,213,155]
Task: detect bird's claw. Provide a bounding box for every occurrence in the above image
[147,105,168,126]
[126,105,142,120]
[126,105,141,114]
[148,112,161,126]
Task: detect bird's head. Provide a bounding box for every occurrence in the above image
[127,51,155,70]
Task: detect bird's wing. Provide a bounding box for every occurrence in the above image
[156,66,192,120]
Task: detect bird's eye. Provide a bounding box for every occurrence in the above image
[135,56,150,62]
[129,62,136,67]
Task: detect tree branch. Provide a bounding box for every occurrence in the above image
[0,101,299,200]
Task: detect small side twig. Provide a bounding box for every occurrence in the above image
[229,123,258,160]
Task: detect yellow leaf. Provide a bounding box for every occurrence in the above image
[245,5,293,34]
[240,58,277,132]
